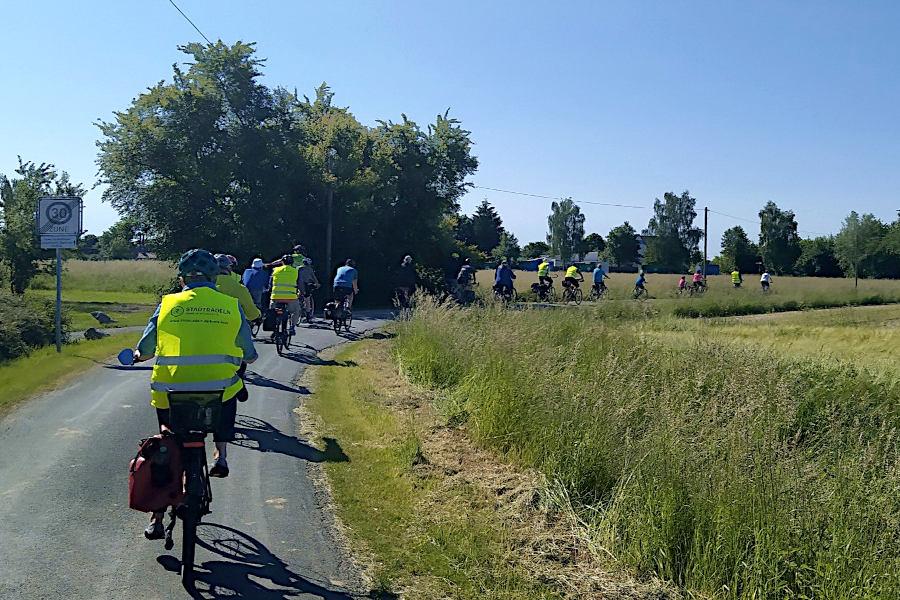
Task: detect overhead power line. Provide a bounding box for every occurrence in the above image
[471,185,647,209]
[166,0,213,45]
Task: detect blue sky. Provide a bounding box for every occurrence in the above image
[2,1,898,252]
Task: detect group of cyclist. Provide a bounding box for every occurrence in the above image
[133,244,363,540]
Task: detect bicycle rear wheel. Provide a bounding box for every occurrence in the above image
[181,503,198,584]
[345,312,353,332]
[333,318,341,333]
[573,288,583,305]
[275,333,284,355]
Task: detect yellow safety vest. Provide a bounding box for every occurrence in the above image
[537,262,550,277]
[731,271,741,283]
[150,287,244,408]
[271,265,299,300]
[565,266,579,279]
[216,274,261,322]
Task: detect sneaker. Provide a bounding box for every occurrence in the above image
[144,520,165,540]
[209,459,230,478]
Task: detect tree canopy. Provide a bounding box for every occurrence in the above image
[758,201,801,274]
[645,191,702,272]
[719,226,758,274]
[96,41,478,296]
[522,241,550,259]
[606,222,640,268]
[546,198,584,263]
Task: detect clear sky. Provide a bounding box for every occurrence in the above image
[2,0,898,252]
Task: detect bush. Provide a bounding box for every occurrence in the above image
[394,301,900,598]
[0,291,66,362]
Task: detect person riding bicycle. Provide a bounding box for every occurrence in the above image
[493,260,516,297]
[455,258,476,301]
[297,257,320,315]
[678,275,687,292]
[537,258,553,288]
[691,269,705,292]
[731,269,743,288]
[333,258,359,310]
[265,243,306,269]
[133,248,258,539]
[214,254,261,322]
[591,264,608,295]
[562,264,583,292]
[760,270,772,291]
[270,255,302,335]
[635,272,647,293]
[396,255,416,305]
[242,258,268,309]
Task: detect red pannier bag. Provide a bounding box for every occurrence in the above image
[128,434,184,512]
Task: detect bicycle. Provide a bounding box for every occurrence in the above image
[270,302,293,355]
[493,285,518,303]
[298,284,318,324]
[588,283,607,301]
[561,283,583,305]
[532,280,556,302]
[688,283,707,297]
[331,294,353,333]
[633,286,649,301]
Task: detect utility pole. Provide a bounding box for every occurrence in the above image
[325,148,336,280]
[703,206,708,280]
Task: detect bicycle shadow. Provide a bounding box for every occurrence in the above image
[280,350,358,368]
[243,370,310,395]
[232,415,349,463]
[158,523,390,599]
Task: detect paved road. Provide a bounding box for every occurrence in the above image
[0,312,392,599]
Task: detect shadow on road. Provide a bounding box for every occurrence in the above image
[157,523,383,599]
[243,370,309,395]
[232,415,348,463]
[280,350,358,368]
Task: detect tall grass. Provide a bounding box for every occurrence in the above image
[393,299,900,598]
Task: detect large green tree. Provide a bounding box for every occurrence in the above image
[468,200,504,253]
[0,159,84,293]
[758,201,801,274]
[98,218,138,260]
[96,41,477,299]
[645,191,702,272]
[491,231,521,262]
[546,198,584,262]
[606,221,640,268]
[719,226,758,273]
[795,237,842,277]
[580,232,606,255]
[834,212,890,282]
[522,240,550,258]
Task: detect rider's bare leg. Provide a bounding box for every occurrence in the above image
[213,441,227,462]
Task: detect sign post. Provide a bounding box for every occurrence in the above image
[37,197,83,352]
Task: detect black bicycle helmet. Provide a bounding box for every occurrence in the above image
[214,253,232,273]
[177,249,219,280]
[282,254,294,266]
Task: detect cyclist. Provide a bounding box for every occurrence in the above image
[691,269,705,293]
[760,269,773,292]
[537,258,553,288]
[731,269,743,288]
[678,275,687,293]
[214,254,261,322]
[297,257,320,318]
[562,264,583,293]
[634,271,647,295]
[493,260,516,297]
[270,255,301,335]
[265,244,306,269]
[242,257,268,310]
[396,255,416,305]
[591,263,608,296]
[455,258,476,301]
[333,258,359,310]
[226,255,240,282]
[133,248,258,539]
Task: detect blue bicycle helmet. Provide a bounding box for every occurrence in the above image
[177,249,219,280]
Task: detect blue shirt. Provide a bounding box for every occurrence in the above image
[494,265,516,286]
[592,268,606,283]
[635,275,646,286]
[242,267,268,292]
[136,281,258,362]
[333,265,358,288]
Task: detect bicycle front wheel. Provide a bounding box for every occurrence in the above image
[573,288,583,305]
[181,504,198,584]
[345,312,353,332]
[333,318,341,334]
[275,333,284,355]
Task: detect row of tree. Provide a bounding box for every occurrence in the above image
[719,210,900,278]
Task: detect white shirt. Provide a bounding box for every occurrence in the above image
[760,273,771,283]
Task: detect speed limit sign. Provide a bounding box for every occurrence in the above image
[37,196,82,249]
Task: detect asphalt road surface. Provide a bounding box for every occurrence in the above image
[0,311,392,599]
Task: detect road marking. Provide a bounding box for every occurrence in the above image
[265,497,287,509]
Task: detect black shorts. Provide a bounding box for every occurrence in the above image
[564,277,579,287]
[156,395,238,443]
[333,286,354,302]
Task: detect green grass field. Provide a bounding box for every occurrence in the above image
[392,298,900,599]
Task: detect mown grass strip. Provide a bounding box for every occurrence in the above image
[0,333,139,415]
[306,342,563,599]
